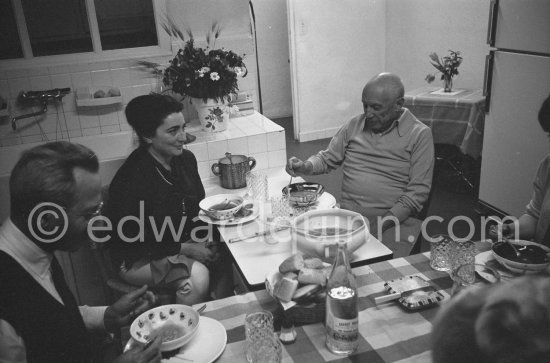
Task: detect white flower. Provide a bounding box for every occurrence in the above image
[234,67,244,76]
[210,72,220,81]
[200,67,210,73]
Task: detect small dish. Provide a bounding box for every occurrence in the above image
[282,182,324,206]
[198,201,259,226]
[199,194,244,220]
[130,304,200,352]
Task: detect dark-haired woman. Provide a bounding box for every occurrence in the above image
[106,94,232,304]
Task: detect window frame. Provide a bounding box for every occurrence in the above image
[1,0,171,70]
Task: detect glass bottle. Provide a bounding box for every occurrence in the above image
[325,240,359,355]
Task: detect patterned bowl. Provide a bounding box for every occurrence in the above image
[199,194,244,220]
[130,304,200,352]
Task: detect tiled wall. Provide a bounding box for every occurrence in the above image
[0,39,259,148]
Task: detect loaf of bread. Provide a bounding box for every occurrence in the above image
[273,277,299,302]
[298,268,327,286]
[279,254,305,273]
[283,271,298,280]
[304,257,324,269]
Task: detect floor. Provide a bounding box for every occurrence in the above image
[274,116,484,253]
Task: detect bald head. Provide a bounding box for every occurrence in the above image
[363,73,404,100]
[361,73,405,132]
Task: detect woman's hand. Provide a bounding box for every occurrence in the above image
[179,242,217,265]
[488,223,515,240]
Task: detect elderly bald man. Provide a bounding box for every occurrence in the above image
[287,73,434,257]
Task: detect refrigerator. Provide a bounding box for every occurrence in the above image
[479,0,550,217]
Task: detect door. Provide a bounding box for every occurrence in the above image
[287,0,385,141]
[479,51,550,216]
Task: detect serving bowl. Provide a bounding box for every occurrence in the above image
[491,240,550,273]
[130,304,200,352]
[293,209,368,260]
[282,182,324,206]
[199,194,244,220]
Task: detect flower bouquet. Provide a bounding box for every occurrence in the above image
[425,50,463,92]
[139,21,247,132]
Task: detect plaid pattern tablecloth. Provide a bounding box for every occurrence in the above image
[404,87,485,159]
[193,252,453,362]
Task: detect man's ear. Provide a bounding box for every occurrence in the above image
[396,97,405,108]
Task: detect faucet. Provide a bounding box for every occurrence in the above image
[11,88,71,130]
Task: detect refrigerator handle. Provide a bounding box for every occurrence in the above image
[486,0,499,46]
[483,51,495,113]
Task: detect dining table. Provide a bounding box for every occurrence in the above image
[201,167,394,290]
[188,251,453,362]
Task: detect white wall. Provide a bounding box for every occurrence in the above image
[380,0,489,93]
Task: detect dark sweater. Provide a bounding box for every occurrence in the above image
[106,147,206,269]
[0,251,91,363]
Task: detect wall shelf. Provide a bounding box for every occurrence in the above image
[76,86,122,107]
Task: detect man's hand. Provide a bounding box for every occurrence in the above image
[286,157,313,177]
[104,285,156,333]
[113,336,162,363]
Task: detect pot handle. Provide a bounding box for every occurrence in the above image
[211,163,221,176]
[248,157,256,171]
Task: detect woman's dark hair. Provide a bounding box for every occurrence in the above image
[539,93,550,133]
[10,141,99,220]
[125,93,184,145]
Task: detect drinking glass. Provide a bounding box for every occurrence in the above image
[245,311,279,363]
[429,234,454,271]
[450,239,476,272]
[451,263,501,296]
[246,171,268,202]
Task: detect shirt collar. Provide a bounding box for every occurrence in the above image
[0,219,53,279]
[362,108,416,137]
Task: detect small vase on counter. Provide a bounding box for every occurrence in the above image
[192,97,230,132]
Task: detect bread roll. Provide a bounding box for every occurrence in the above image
[303,257,324,269]
[279,254,305,273]
[298,268,327,286]
[283,271,298,280]
[273,277,299,302]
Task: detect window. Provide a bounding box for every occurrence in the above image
[0,0,166,62]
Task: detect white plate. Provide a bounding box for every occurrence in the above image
[125,316,227,363]
[198,202,259,226]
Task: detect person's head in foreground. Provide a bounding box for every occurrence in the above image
[432,276,550,363]
[9,141,102,252]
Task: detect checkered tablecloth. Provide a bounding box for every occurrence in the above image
[194,252,453,362]
[404,87,485,159]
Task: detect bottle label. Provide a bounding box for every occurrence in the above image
[326,315,359,345]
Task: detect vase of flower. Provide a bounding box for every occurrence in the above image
[425,50,462,93]
[192,97,230,132]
